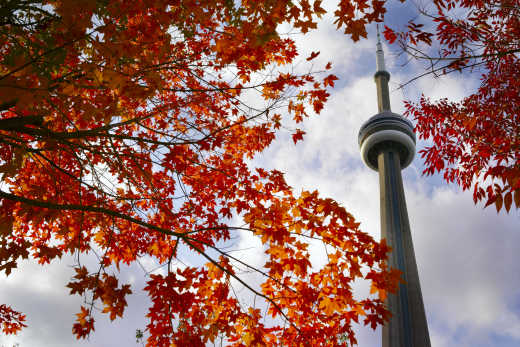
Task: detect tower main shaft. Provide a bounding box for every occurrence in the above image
[358,28,431,347]
[378,148,430,346]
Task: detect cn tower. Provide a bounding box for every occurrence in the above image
[358,29,431,346]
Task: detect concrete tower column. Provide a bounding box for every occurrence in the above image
[358,27,431,347]
[378,147,430,347]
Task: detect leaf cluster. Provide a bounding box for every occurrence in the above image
[0,0,398,345]
[385,0,520,212]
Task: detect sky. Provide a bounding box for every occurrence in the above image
[2,1,520,347]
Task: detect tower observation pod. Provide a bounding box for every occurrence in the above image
[358,28,431,347]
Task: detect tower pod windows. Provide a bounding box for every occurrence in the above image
[358,111,416,170]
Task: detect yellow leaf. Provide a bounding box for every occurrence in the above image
[94,230,105,244]
[353,304,366,316]
[94,69,103,83]
[243,332,253,345]
[319,296,340,315]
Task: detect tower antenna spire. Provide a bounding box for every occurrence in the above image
[374,24,391,112]
[376,24,386,72]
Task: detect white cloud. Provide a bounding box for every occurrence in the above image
[408,185,520,343]
[0,255,152,347]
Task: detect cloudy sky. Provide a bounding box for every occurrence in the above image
[2,1,520,346]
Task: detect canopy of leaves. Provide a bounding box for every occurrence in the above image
[385,0,520,212]
[0,0,399,345]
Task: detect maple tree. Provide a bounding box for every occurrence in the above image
[384,0,520,212]
[0,0,400,346]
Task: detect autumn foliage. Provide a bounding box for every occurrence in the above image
[0,304,26,335]
[0,0,399,345]
[384,0,520,212]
